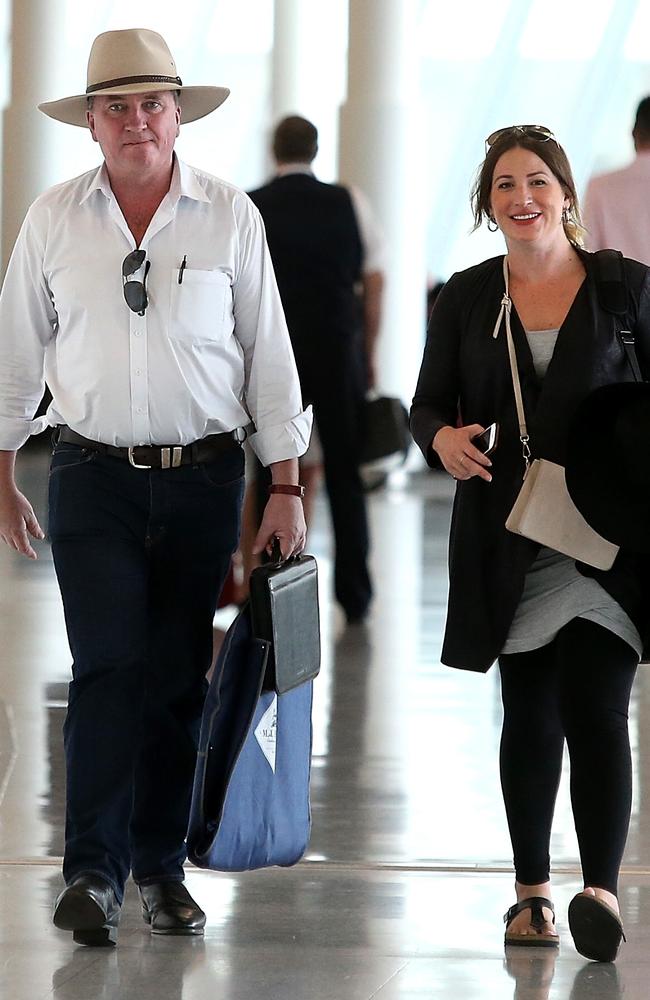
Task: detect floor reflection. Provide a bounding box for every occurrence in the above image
[569,963,621,1000]
[309,621,379,863]
[504,947,623,1000]
[2,446,650,998]
[504,950,557,1000]
[52,929,208,1000]
[41,683,67,859]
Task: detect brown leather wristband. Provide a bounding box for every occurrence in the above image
[268,483,305,498]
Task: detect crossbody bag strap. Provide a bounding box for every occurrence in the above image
[493,255,531,475]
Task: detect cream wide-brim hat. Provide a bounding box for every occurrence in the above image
[38,28,230,128]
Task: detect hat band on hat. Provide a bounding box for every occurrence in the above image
[86,73,183,94]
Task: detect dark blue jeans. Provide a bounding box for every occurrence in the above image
[48,442,244,902]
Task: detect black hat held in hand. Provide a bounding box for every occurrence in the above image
[566,382,650,553]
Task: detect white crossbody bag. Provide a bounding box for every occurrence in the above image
[495,257,619,571]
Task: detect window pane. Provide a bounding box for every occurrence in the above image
[518,0,615,60]
[419,0,510,60]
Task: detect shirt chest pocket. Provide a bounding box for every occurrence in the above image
[169,268,232,344]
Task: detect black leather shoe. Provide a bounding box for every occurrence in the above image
[53,875,120,946]
[139,881,206,935]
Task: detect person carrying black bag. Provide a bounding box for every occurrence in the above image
[410,124,650,963]
[0,29,310,946]
[248,115,385,624]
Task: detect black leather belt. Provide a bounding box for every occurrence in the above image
[55,426,244,469]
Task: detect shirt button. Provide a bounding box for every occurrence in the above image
[135,369,142,375]
[137,408,145,414]
[134,330,142,337]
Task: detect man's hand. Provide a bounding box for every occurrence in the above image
[252,494,306,560]
[0,486,45,559]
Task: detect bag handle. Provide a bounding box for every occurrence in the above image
[493,256,531,475]
[270,536,285,565]
[269,536,302,566]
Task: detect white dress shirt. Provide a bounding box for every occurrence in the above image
[582,151,650,264]
[0,156,312,465]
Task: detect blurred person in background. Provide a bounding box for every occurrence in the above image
[583,96,650,263]
[247,116,385,624]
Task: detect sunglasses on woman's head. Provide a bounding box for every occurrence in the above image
[485,125,558,153]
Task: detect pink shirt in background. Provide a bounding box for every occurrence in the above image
[582,151,650,264]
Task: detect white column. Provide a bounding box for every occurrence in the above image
[270,0,348,181]
[1,0,61,273]
[271,0,309,120]
[338,0,427,405]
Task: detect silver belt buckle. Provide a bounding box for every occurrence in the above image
[128,446,152,469]
[161,446,183,469]
[128,445,184,469]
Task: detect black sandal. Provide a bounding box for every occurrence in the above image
[504,896,559,948]
[568,893,625,963]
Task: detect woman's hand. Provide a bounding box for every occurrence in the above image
[432,424,493,482]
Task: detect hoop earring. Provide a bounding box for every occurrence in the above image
[487,217,498,233]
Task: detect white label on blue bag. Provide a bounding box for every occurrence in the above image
[255,696,277,773]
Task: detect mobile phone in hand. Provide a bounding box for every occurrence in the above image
[470,422,499,456]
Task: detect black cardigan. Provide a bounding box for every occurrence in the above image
[410,251,650,672]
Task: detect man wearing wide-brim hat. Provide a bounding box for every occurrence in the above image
[0,28,311,945]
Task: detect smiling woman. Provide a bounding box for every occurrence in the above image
[472,127,584,248]
[411,124,650,964]
[489,149,568,246]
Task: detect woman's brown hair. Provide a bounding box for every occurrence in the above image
[471,129,585,247]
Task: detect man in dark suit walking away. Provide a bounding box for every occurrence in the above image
[249,116,384,624]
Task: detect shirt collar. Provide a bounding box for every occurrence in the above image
[78,156,211,207]
[275,163,315,178]
[176,157,211,203]
[79,163,113,205]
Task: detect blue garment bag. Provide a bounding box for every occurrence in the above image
[187,604,313,871]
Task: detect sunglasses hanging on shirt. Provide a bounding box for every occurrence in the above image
[122,249,150,316]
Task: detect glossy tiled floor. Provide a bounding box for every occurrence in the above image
[1,442,650,998]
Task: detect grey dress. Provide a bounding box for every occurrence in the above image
[502,329,642,658]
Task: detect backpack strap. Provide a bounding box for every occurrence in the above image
[592,248,643,382]
[619,331,643,382]
[593,248,628,315]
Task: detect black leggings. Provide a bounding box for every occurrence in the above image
[498,618,638,895]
